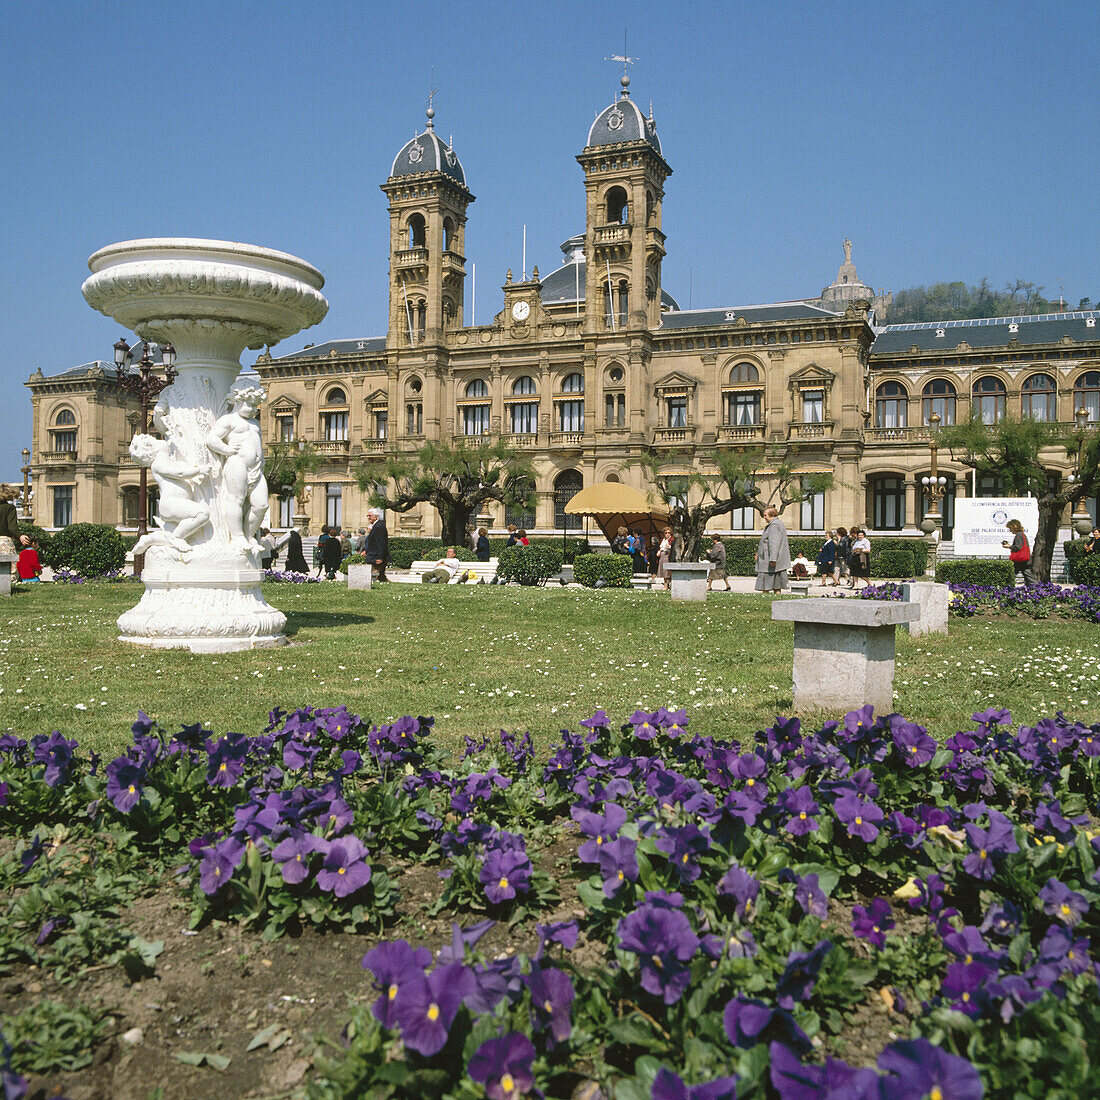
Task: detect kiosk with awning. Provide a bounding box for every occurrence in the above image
[563,482,670,546]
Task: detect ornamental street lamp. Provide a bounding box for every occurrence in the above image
[919,412,946,576]
[114,337,177,573]
[20,447,32,519]
[1067,405,1095,538]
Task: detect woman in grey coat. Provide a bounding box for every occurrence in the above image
[754,506,791,593]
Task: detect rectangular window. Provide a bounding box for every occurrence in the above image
[325,483,342,528]
[510,402,538,434]
[276,416,295,442]
[52,430,77,453]
[726,392,760,425]
[666,397,687,428]
[278,496,294,528]
[374,410,388,440]
[462,405,491,436]
[872,477,906,530]
[53,486,73,528]
[605,393,625,427]
[558,400,584,432]
[802,391,824,423]
[406,403,422,435]
[323,411,348,441]
[800,485,825,531]
[729,504,755,530]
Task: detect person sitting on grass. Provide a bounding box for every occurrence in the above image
[421,548,465,584]
[17,537,42,582]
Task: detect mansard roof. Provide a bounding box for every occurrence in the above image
[659,302,843,329]
[271,338,386,361]
[869,311,1100,356]
[586,90,662,156]
[390,125,466,187]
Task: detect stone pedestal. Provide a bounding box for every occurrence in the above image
[82,238,328,652]
[665,562,712,602]
[0,554,15,596]
[772,598,920,714]
[347,563,373,590]
[901,582,949,636]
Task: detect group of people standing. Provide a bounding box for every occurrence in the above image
[811,526,872,589]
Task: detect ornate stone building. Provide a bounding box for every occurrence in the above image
[24,79,1100,540]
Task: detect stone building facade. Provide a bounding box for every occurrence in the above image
[23,80,1100,540]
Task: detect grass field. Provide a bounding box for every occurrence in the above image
[3,580,1099,756]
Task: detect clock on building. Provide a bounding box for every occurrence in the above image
[511,300,530,322]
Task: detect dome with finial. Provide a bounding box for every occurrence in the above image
[586,75,662,154]
[390,104,467,186]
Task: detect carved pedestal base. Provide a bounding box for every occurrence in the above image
[117,547,287,652]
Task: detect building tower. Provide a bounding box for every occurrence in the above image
[576,74,671,332]
[381,105,474,348]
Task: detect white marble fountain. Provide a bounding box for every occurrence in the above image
[82,238,329,651]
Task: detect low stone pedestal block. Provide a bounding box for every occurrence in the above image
[665,562,712,602]
[0,554,15,596]
[772,598,920,714]
[347,563,372,590]
[900,581,949,636]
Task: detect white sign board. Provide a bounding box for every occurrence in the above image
[953,498,1039,557]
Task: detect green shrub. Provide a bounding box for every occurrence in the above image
[572,553,633,588]
[41,523,126,577]
[718,535,927,577]
[497,544,563,586]
[936,558,1015,586]
[877,549,916,578]
[17,520,52,561]
[1064,539,1100,585]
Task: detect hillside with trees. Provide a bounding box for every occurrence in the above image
[886,279,1092,324]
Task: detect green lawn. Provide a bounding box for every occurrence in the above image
[2,581,1099,757]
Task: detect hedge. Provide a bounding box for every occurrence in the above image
[496,544,564,586]
[572,553,633,588]
[877,549,916,579]
[380,536,589,569]
[935,558,1016,586]
[40,523,126,578]
[1064,539,1100,585]
[709,536,928,578]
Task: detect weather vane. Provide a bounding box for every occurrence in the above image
[425,69,438,127]
[605,31,637,92]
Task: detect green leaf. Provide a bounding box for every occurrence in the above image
[930,748,954,770]
[792,862,840,895]
[173,1051,231,1071]
[607,1016,658,1047]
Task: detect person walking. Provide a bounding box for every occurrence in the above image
[258,527,276,570]
[283,524,309,575]
[848,528,871,589]
[321,526,344,580]
[656,526,674,590]
[833,527,851,587]
[1002,519,1036,586]
[815,531,838,586]
[365,507,389,582]
[314,525,330,577]
[703,535,730,591]
[754,506,791,593]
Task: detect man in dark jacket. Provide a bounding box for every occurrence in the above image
[365,508,389,582]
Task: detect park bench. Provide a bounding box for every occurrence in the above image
[0,554,16,596]
[390,558,499,584]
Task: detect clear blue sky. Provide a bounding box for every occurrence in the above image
[3,0,1097,477]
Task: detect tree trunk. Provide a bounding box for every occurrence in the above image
[441,505,473,547]
[1031,497,1066,584]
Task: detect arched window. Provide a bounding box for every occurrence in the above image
[922,379,956,426]
[561,373,584,393]
[645,190,655,226]
[325,387,347,405]
[512,376,536,395]
[407,213,426,250]
[443,217,455,252]
[509,377,538,435]
[1021,373,1056,421]
[554,470,583,530]
[728,362,759,384]
[50,408,78,453]
[617,279,629,327]
[465,379,489,398]
[605,187,628,225]
[54,409,76,426]
[973,376,1007,424]
[875,381,908,429]
[1075,371,1100,424]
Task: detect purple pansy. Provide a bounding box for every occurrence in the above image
[768,1041,879,1100]
[892,722,938,767]
[654,824,711,883]
[362,939,433,1028]
[833,792,885,842]
[573,802,628,863]
[105,757,146,813]
[393,961,475,1056]
[467,1032,536,1100]
[270,830,319,885]
[1039,878,1088,926]
[651,1067,739,1100]
[851,898,894,949]
[617,903,701,1005]
[480,844,533,905]
[778,785,820,836]
[717,862,759,919]
[596,836,639,898]
[315,835,372,897]
[724,996,810,1053]
[524,963,574,1044]
[877,1037,983,1100]
[775,940,831,1010]
[33,732,79,788]
[961,810,1019,880]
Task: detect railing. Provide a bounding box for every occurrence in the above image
[40,450,77,464]
[548,431,585,447]
[864,426,930,443]
[360,439,387,454]
[718,423,766,442]
[501,433,540,448]
[313,440,350,457]
[653,426,695,445]
[646,226,666,251]
[789,421,833,439]
[442,250,466,274]
[593,223,631,247]
[393,248,429,270]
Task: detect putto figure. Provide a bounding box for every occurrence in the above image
[205,381,268,550]
[128,433,211,555]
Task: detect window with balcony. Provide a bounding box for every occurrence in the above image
[276,415,296,442]
[52,430,77,453]
[406,402,423,434]
[557,400,584,432]
[554,470,583,530]
[725,391,761,425]
[605,393,625,427]
[407,213,426,250]
[373,409,388,439]
[605,186,628,225]
[976,473,1007,498]
[802,390,824,423]
[278,496,294,528]
[510,402,538,434]
[53,486,73,528]
[462,405,491,436]
[973,376,1007,424]
[666,396,688,428]
[871,475,906,530]
[875,381,908,428]
[1074,371,1100,424]
[325,483,342,528]
[922,379,957,425]
[323,411,348,441]
[1021,374,1056,421]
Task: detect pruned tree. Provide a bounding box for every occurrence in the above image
[939,415,1100,582]
[634,449,834,561]
[263,442,321,513]
[355,438,537,545]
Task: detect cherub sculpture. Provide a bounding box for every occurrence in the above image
[205,381,269,550]
[129,434,211,555]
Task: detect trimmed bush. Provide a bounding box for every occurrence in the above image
[936,558,1015,586]
[383,536,587,569]
[1064,539,1100,585]
[41,523,126,578]
[497,544,563,586]
[877,549,916,578]
[572,553,633,588]
[717,535,927,577]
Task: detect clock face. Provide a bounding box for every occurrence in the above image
[511,300,530,322]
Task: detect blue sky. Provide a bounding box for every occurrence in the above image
[3,0,1097,477]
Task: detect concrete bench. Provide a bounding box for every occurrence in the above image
[391,558,499,584]
[771,597,920,714]
[664,561,713,601]
[0,554,16,596]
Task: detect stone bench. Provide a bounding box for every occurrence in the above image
[771,597,920,714]
[664,561,712,601]
[390,558,499,584]
[0,554,16,596]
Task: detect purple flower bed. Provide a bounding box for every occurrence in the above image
[3,702,1100,1096]
[859,581,1100,622]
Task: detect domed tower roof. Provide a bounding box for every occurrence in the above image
[585,75,662,155]
[389,105,467,186]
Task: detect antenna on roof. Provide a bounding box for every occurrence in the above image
[605,30,638,96]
